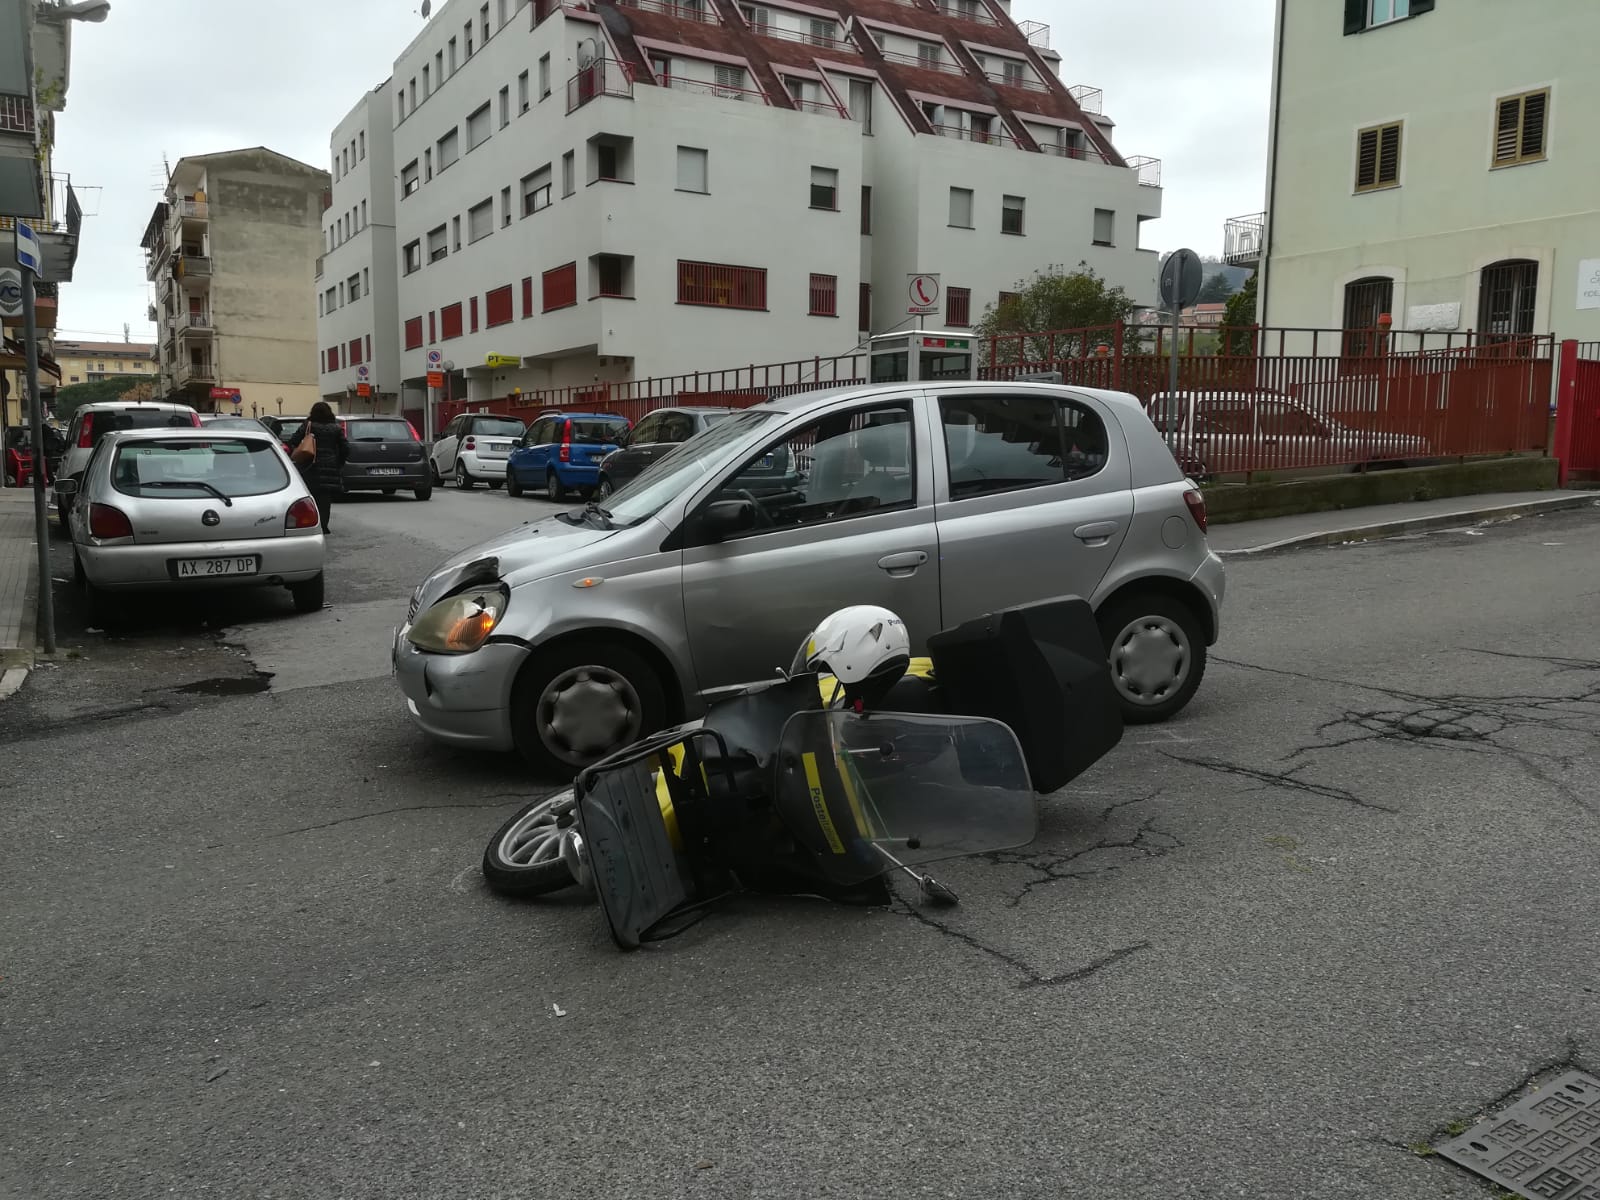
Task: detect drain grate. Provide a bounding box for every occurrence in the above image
[1438,1070,1600,1199]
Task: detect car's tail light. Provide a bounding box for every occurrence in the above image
[463,436,476,450]
[77,414,95,448]
[189,411,203,428]
[559,421,571,464]
[286,497,321,529]
[406,421,420,442]
[1183,488,1208,533]
[89,503,133,539]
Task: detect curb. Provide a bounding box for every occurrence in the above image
[0,666,27,702]
[1217,495,1600,558]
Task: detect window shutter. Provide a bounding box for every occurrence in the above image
[1377,123,1401,184]
[1343,0,1366,34]
[1519,90,1547,158]
[1410,0,1434,13]
[1356,127,1380,188]
[1494,96,1523,163]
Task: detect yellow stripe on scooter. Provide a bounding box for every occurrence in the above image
[802,752,846,854]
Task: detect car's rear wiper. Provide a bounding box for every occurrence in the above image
[138,480,234,507]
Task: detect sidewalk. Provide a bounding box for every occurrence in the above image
[1207,489,1598,556]
[1,485,42,698]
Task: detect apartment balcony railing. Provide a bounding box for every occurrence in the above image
[147,304,158,323]
[878,48,965,76]
[175,254,213,280]
[754,24,854,52]
[175,359,216,385]
[986,69,1047,92]
[1224,212,1266,267]
[1068,84,1103,115]
[932,123,1020,148]
[792,96,850,118]
[567,59,634,113]
[1127,155,1162,188]
[173,198,209,221]
[1038,142,1115,165]
[617,0,719,21]
[936,1,999,25]
[178,310,214,334]
[662,76,771,104]
[1016,19,1051,47]
[144,243,170,280]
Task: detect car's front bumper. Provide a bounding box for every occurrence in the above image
[392,628,527,751]
[460,452,508,478]
[1189,551,1226,644]
[342,463,429,491]
[80,532,325,589]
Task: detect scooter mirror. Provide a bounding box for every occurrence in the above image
[560,828,593,893]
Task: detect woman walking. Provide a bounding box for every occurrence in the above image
[288,402,350,534]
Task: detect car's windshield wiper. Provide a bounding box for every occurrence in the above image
[137,480,234,506]
[583,499,614,528]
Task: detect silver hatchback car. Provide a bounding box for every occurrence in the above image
[61,427,327,623]
[394,382,1226,773]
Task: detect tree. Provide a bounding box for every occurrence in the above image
[1220,272,1260,356]
[51,375,161,419]
[977,263,1139,365]
[1196,272,1237,304]
[118,380,157,403]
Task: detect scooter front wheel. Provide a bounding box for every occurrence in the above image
[482,790,579,897]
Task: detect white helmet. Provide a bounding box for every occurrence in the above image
[792,605,911,704]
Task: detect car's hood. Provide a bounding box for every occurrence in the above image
[412,512,625,611]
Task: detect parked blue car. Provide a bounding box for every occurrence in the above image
[505,411,633,501]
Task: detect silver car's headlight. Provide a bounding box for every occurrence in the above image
[406,585,509,654]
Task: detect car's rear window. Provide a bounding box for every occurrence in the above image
[347,419,414,441]
[278,419,306,442]
[111,439,290,499]
[701,413,731,428]
[91,409,195,446]
[468,418,525,437]
[571,419,630,445]
[204,418,264,431]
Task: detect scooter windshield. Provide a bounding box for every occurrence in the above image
[773,710,1038,885]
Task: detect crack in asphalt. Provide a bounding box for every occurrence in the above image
[895,899,1151,990]
[1160,752,1401,814]
[983,814,1183,909]
[207,794,536,848]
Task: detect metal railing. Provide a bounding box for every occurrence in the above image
[1038,142,1116,165]
[662,76,771,104]
[1127,156,1162,188]
[178,310,214,333]
[932,123,1020,148]
[172,198,209,221]
[175,359,217,385]
[176,254,213,279]
[986,69,1046,92]
[1224,212,1266,266]
[617,0,719,20]
[754,24,853,51]
[936,1,998,24]
[567,59,634,113]
[1016,19,1051,47]
[877,48,964,75]
[1068,84,1103,115]
[792,96,850,118]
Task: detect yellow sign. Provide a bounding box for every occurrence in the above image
[484,354,520,369]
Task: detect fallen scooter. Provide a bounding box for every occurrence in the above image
[481,596,1125,948]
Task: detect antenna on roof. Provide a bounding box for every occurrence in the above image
[123,323,130,343]
[419,0,432,15]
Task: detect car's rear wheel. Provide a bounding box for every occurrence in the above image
[455,462,474,490]
[510,640,667,776]
[482,790,579,897]
[506,470,523,497]
[430,461,443,485]
[414,485,432,501]
[289,572,325,614]
[1098,592,1206,724]
[597,476,614,500]
[545,471,566,502]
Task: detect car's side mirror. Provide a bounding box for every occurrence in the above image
[55,478,78,496]
[700,498,756,540]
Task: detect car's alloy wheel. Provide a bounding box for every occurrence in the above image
[545,472,566,502]
[455,462,473,489]
[597,477,613,500]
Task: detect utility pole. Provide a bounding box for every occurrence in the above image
[14,222,56,654]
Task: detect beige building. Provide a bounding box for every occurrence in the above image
[1229,0,1600,343]
[141,148,331,416]
[52,338,156,387]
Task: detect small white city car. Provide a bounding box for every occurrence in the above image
[60,427,326,624]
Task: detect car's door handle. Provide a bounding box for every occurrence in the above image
[877,551,928,576]
[1074,521,1120,545]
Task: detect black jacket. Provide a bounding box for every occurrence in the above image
[289,420,350,490]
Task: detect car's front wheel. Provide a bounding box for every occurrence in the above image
[1098,592,1206,724]
[597,476,614,500]
[506,470,523,497]
[510,640,668,776]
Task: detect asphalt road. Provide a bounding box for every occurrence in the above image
[3,491,1599,1199]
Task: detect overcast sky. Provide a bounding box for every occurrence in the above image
[50,0,1275,344]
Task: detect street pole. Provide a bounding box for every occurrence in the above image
[21,268,56,654]
[1167,304,1181,416]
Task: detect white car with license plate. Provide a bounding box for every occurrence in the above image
[428,413,527,490]
[59,427,326,624]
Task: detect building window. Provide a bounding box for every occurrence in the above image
[440,302,464,340]
[808,273,837,317]
[425,148,433,180]
[427,225,448,263]
[522,165,553,215]
[998,290,1018,309]
[468,198,494,242]
[949,186,973,228]
[409,78,417,109]
[480,4,489,43]
[1355,121,1402,191]
[742,4,768,28]
[437,127,460,171]
[360,200,367,228]
[448,37,456,71]
[404,240,422,274]
[1368,0,1408,26]
[437,49,444,81]
[539,54,551,98]
[590,135,633,183]
[1001,194,1025,235]
[1493,89,1549,167]
[486,284,514,327]
[808,17,835,46]
[1341,276,1394,358]
[429,312,436,343]
[518,70,530,112]
[465,20,474,57]
[348,272,362,301]
[858,281,872,332]
[358,131,365,159]
[1344,0,1433,32]
[467,104,491,150]
[562,150,575,196]
[338,284,345,307]
[349,337,364,366]
[678,260,767,310]
[860,185,871,234]
[810,166,838,210]
[1093,208,1115,246]
[470,296,479,332]
[452,216,461,250]
[404,317,423,349]
[543,262,578,311]
[651,54,672,85]
[848,79,872,133]
[917,42,942,69]
[423,64,431,95]
[677,146,708,193]
[1478,260,1539,338]
[363,267,369,292]
[499,86,510,128]
[592,254,634,299]
[522,275,534,317]
[502,186,512,226]
[946,287,970,327]
[324,286,337,310]
[714,64,746,98]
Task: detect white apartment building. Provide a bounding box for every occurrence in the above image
[317,81,403,413]
[323,0,1163,415]
[1233,0,1600,342]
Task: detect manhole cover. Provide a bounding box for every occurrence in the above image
[1438,1070,1600,1198]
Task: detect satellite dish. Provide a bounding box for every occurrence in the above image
[577,38,597,68]
[420,0,431,16]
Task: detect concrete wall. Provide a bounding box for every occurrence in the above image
[1264,1,1600,341]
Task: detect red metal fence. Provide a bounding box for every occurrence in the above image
[1553,340,1600,486]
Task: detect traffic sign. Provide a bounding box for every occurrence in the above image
[1159,248,1205,310]
[907,273,940,316]
[356,383,372,397]
[426,371,445,388]
[357,364,370,380]
[13,221,41,275]
[426,349,443,367]
[0,268,20,317]
[209,387,242,402]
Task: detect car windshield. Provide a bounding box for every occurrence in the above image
[111,438,290,499]
[347,419,413,441]
[601,410,778,527]
[469,418,525,438]
[571,418,629,445]
[204,418,263,431]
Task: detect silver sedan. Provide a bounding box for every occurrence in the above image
[60,427,326,623]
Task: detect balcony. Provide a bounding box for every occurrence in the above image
[567,59,634,114]
[932,123,1020,148]
[172,198,209,222]
[1016,19,1051,47]
[144,241,171,281]
[175,358,216,386]
[175,254,213,283]
[936,1,999,25]
[1068,85,1103,115]
[178,310,215,336]
[617,0,719,20]
[1127,156,1162,188]
[986,69,1046,93]
[792,96,849,117]
[878,48,964,76]
[662,76,770,105]
[1224,212,1265,268]
[754,24,855,53]
[1038,142,1115,165]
